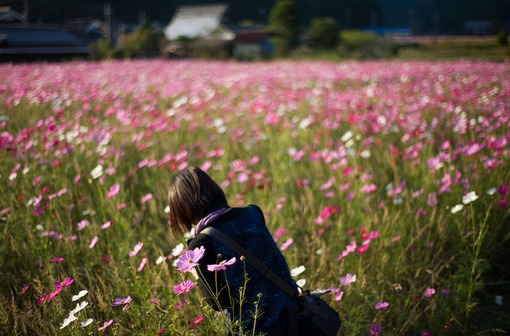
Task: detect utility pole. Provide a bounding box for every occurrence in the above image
[104,2,112,45]
[23,0,29,20]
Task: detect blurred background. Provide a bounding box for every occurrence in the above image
[1,0,509,61]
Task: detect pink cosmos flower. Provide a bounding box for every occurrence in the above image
[107,183,120,199]
[340,274,357,286]
[375,301,389,310]
[173,280,194,295]
[280,238,294,251]
[112,296,132,306]
[189,315,203,327]
[370,324,382,335]
[89,236,98,249]
[176,246,205,272]
[141,193,153,204]
[98,319,113,331]
[423,287,436,297]
[207,257,236,272]
[129,242,143,257]
[173,299,189,309]
[50,257,64,263]
[137,257,147,272]
[76,219,89,231]
[20,284,29,295]
[273,227,289,242]
[101,220,113,229]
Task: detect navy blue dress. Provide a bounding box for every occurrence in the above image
[188,205,298,334]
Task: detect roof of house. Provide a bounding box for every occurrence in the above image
[0,26,85,47]
[0,7,27,24]
[164,4,230,40]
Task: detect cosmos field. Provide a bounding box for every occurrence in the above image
[1,59,509,335]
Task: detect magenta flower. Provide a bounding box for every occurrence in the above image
[129,241,143,257]
[175,246,205,272]
[189,315,203,327]
[20,284,29,295]
[207,257,236,272]
[423,287,436,297]
[369,323,382,335]
[98,319,113,331]
[375,301,389,310]
[50,257,64,263]
[273,227,289,242]
[173,280,194,295]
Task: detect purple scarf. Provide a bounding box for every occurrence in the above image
[194,207,230,235]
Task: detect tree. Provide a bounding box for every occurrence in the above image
[268,0,300,56]
[309,17,340,49]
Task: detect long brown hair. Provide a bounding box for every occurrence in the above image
[168,166,228,237]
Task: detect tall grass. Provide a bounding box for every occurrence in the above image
[0,59,509,335]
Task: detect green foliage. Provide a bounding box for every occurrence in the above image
[90,39,113,60]
[268,0,300,56]
[496,31,508,46]
[308,17,341,50]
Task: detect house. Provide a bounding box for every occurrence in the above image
[163,4,272,59]
[0,7,90,62]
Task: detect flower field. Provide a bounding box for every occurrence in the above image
[1,59,509,335]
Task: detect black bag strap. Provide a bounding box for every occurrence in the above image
[200,226,298,299]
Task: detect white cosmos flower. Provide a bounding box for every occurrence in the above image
[60,313,77,329]
[90,164,103,179]
[70,301,88,315]
[462,191,479,204]
[171,243,184,257]
[72,290,88,301]
[81,318,94,327]
[296,279,307,287]
[155,256,166,265]
[451,204,464,214]
[486,187,497,196]
[290,265,306,277]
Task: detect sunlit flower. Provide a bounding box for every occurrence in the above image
[60,313,77,329]
[280,238,294,251]
[98,319,113,331]
[70,301,88,314]
[129,241,143,257]
[462,191,478,204]
[290,265,306,277]
[137,257,147,272]
[176,246,205,272]
[89,236,98,249]
[72,290,88,301]
[171,243,184,257]
[451,204,464,214]
[91,165,103,179]
[207,257,236,272]
[173,280,194,295]
[141,193,153,204]
[340,274,357,286]
[81,318,93,327]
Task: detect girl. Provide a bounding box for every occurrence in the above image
[168,166,298,335]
